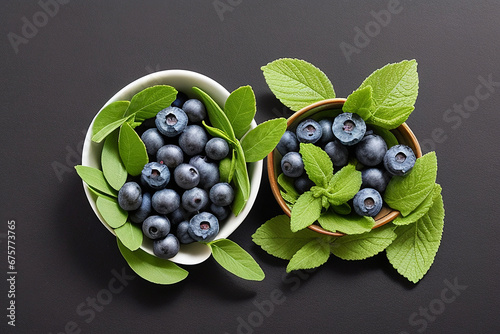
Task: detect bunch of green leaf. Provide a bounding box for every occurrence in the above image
[75,84,287,284]
[256,58,445,283]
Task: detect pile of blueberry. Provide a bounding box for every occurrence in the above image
[277,112,416,217]
[117,93,234,259]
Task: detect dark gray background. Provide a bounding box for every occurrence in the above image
[1,1,499,333]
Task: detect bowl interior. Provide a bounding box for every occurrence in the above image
[81,70,263,265]
[267,98,422,236]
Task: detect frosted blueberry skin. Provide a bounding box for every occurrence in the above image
[141,162,170,190]
[182,98,207,123]
[141,128,165,156]
[210,203,230,221]
[129,192,152,224]
[189,155,220,190]
[188,212,220,242]
[318,118,335,145]
[174,163,200,189]
[156,144,184,169]
[181,187,209,213]
[142,215,171,240]
[280,151,304,178]
[361,168,392,193]
[355,134,388,167]
[205,137,229,161]
[353,188,383,217]
[294,174,315,194]
[324,139,349,167]
[296,119,323,144]
[155,106,188,137]
[118,182,142,211]
[151,188,180,215]
[276,130,299,156]
[171,91,188,108]
[179,125,208,156]
[176,221,195,244]
[383,145,416,176]
[153,234,180,259]
[332,112,366,146]
[209,182,235,207]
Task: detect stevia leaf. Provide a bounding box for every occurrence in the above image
[224,85,257,139]
[393,183,442,226]
[117,239,188,285]
[208,239,265,281]
[75,165,118,198]
[326,164,362,205]
[261,58,336,111]
[101,130,128,190]
[125,85,177,121]
[252,215,319,260]
[91,101,130,142]
[96,196,128,229]
[330,224,397,260]
[300,143,333,187]
[384,152,438,216]
[118,122,149,176]
[370,124,400,148]
[318,210,374,235]
[386,190,445,283]
[331,203,351,215]
[277,173,300,203]
[286,238,331,273]
[290,191,323,232]
[231,143,250,216]
[114,221,143,251]
[343,85,374,121]
[240,118,287,162]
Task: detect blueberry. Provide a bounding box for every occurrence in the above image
[151,189,180,215]
[155,106,188,137]
[296,119,322,144]
[361,168,391,193]
[210,203,230,221]
[280,151,304,178]
[182,99,207,123]
[129,192,152,224]
[332,112,366,146]
[153,234,180,259]
[294,175,315,194]
[168,207,190,226]
[179,125,208,156]
[176,221,195,244]
[353,188,383,217]
[141,162,170,190]
[318,118,335,144]
[182,187,209,213]
[156,144,184,169]
[355,134,388,167]
[142,215,171,240]
[140,128,165,156]
[205,138,229,160]
[383,145,416,176]
[171,91,188,108]
[209,182,235,207]
[118,182,142,211]
[276,131,299,156]
[188,212,219,242]
[189,155,220,190]
[174,163,200,189]
[324,139,349,167]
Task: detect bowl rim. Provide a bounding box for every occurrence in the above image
[267,98,422,237]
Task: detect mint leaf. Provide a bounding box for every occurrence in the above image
[277,173,300,204]
[224,85,256,139]
[231,143,250,216]
[75,165,118,198]
[125,85,177,121]
[118,122,149,176]
[117,239,188,285]
[286,238,331,273]
[385,152,438,216]
[317,210,374,235]
[331,224,397,260]
[290,191,323,232]
[393,183,442,226]
[300,143,333,187]
[240,118,287,162]
[325,164,362,205]
[358,60,419,129]
[343,85,374,121]
[386,189,445,283]
[96,196,128,229]
[261,58,335,111]
[114,221,143,251]
[101,130,128,191]
[208,239,265,281]
[252,215,319,260]
[92,101,130,142]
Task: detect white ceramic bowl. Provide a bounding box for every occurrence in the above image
[81,70,263,265]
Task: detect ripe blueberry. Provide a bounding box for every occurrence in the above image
[210,203,230,221]
[361,168,391,193]
[140,128,165,156]
[296,119,322,144]
[129,192,152,224]
[353,188,383,217]
[151,188,180,215]
[276,130,299,156]
[176,221,195,244]
[205,137,229,161]
[189,155,220,190]
[118,182,142,211]
[155,106,188,137]
[174,163,200,189]
[355,134,388,167]
[142,215,171,240]
[182,98,207,123]
[383,145,416,176]
[318,118,335,144]
[324,139,349,167]
[141,162,170,190]
[182,187,209,213]
[179,125,208,156]
[153,234,180,259]
[280,151,304,178]
[171,91,188,108]
[156,144,184,169]
[188,212,220,242]
[332,112,366,146]
[209,182,235,207]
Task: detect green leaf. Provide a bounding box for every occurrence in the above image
[75,165,118,198]
[240,118,287,162]
[331,203,351,215]
[117,239,188,285]
[114,222,143,251]
[290,191,323,232]
[118,122,149,176]
[231,143,250,216]
[125,85,177,121]
[358,60,419,129]
[219,155,235,183]
[386,189,445,283]
[96,196,128,229]
[91,101,130,142]
[318,210,375,235]
[277,173,300,204]
[370,124,400,148]
[224,86,257,139]
[286,238,331,273]
[101,130,128,190]
[252,215,319,260]
[208,239,265,281]
[393,183,442,226]
[330,224,397,260]
[385,152,438,216]
[326,164,362,205]
[300,143,333,187]
[202,121,237,146]
[261,58,336,111]
[343,85,374,121]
